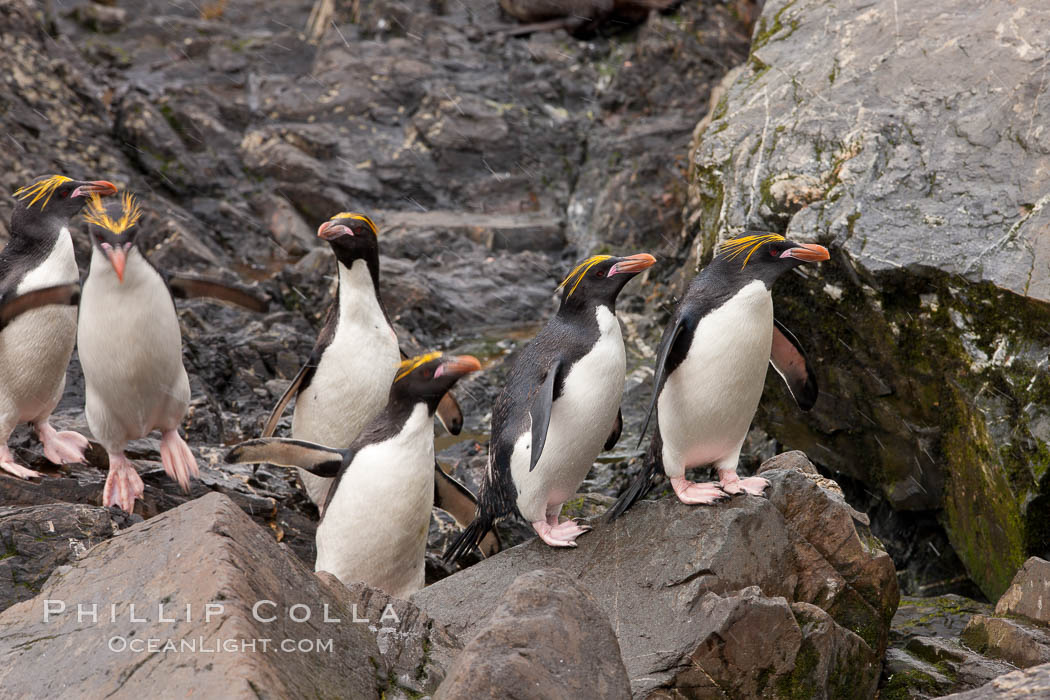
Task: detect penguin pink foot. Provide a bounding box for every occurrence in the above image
[160,429,198,493]
[531,518,592,547]
[104,453,144,513]
[35,421,88,465]
[0,444,42,479]
[671,476,727,504]
[719,471,770,496]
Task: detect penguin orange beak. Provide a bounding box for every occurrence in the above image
[434,355,482,379]
[780,243,830,262]
[609,253,657,276]
[106,248,127,283]
[71,181,118,198]
[318,221,352,240]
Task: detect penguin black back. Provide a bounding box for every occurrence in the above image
[444,253,655,561]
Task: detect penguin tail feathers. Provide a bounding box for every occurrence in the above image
[225,438,346,478]
[606,435,662,522]
[442,516,493,565]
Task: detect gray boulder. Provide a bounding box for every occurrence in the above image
[0,493,452,699]
[994,557,1050,626]
[435,569,631,699]
[962,615,1050,669]
[942,663,1050,699]
[414,453,896,698]
[687,0,1050,600]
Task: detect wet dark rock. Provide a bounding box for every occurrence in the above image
[0,441,318,566]
[435,569,631,699]
[882,635,1017,699]
[834,471,986,600]
[336,577,463,698]
[890,595,995,647]
[881,582,1050,697]
[687,0,1050,600]
[0,503,134,613]
[71,3,127,33]
[911,636,1017,692]
[414,453,895,698]
[497,0,683,39]
[115,91,211,195]
[941,663,1050,699]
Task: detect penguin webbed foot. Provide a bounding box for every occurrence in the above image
[531,518,592,548]
[718,472,769,497]
[160,430,199,493]
[35,422,88,466]
[0,445,43,479]
[670,476,727,505]
[103,454,144,513]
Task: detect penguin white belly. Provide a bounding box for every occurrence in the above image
[292,259,400,505]
[314,404,434,599]
[78,250,189,452]
[511,305,626,523]
[0,229,78,429]
[658,280,773,476]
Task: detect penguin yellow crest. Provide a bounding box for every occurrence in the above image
[558,255,612,298]
[84,192,142,235]
[333,212,378,235]
[13,175,73,210]
[396,352,443,381]
[718,233,785,268]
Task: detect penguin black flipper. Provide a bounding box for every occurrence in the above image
[226,437,349,477]
[529,358,562,472]
[433,464,502,557]
[0,283,81,331]
[262,303,338,438]
[167,274,270,313]
[637,312,693,447]
[262,363,312,438]
[607,425,665,521]
[604,408,622,451]
[771,318,818,411]
[443,435,519,563]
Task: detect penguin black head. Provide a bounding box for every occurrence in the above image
[318,212,379,265]
[83,192,143,283]
[11,174,118,235]
[392,352,482,412]
[713,233,830,287]
[557,252,657,312]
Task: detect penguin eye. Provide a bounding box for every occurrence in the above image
[770,247,780,257]
[595,270,606,278]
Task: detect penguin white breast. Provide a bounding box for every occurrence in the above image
[292,258,400,504]
[314,403,435,599]
[77,248,189,451]
[0,228,78,426]
[657,279,774,473]
[511,305,626,523]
